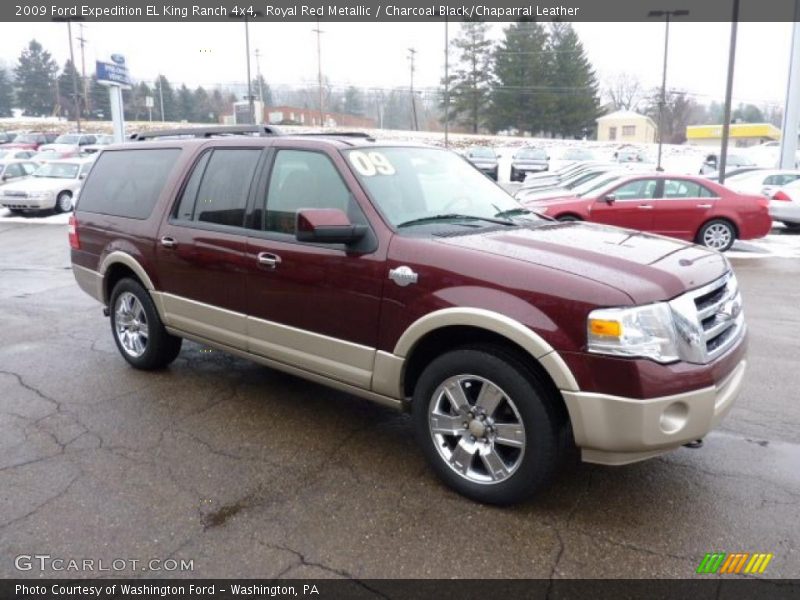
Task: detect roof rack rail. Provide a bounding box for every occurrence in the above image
[129,125,284,141]
[295,131,376,141]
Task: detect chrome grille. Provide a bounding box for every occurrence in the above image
[669,272,744,364]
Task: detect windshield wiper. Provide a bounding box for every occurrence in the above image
[397,213,516,228]
[494,207,534,219]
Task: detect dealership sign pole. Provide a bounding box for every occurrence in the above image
[96,54,132,142]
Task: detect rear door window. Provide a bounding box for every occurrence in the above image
[174,149,261,228]
[77,149,181,219]
[663,179,717,198]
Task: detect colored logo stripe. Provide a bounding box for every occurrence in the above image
[696,552,773,574]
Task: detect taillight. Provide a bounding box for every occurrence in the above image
[772,190,791,202]
[68,214,80,249]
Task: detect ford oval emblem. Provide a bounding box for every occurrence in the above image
[110,54,125,65]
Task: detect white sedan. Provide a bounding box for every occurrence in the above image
[769,179,800,229]
[0,158,94,214]
[724,169,800,197]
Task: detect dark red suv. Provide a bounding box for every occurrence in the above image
[70,127,747,504]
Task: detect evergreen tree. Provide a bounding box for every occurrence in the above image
[383,89,411,130]
[490,21,552,135]
[442,21,493,134]
[251,75,273,107]
[177,84,194,121]
[14,39,58,117]
[0,69,13,117]
[209,88,228,122]
[124,81,153,121]
[57,59,81,120]
[547,23,599,138]
[192,87,215,122]
[88,75,110,120]
[154,75,176,121]
[342,86,365,116]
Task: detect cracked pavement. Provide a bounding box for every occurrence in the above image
[1,222,799,579]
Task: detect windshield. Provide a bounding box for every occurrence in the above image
[54,134,80,144]
[728,155,756,167]
[515,148,547,160]
[467,147,495,159]
[345,147,540,228]
[14,134,38,144]
[34,162,79,179]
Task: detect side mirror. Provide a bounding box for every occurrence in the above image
[603,194,617,204]
[295,208,366,244]
[79,173,87,180]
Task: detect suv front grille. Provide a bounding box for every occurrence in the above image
[669,272,744,364]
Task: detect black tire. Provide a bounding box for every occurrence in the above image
[557,214,581,222]
[109,278,182,370]
[54,191,72,214]
[7,208,24,216]
[412,346,566,505]
[696,219,736,252]
[782,221,800,231]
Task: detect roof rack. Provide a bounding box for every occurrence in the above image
[294,131,375,141]
[129,125,284,141]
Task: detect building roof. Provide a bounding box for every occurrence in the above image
[596,110,655,125]
[686,123,781,140]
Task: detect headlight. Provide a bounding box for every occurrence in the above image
[587,302,679,363]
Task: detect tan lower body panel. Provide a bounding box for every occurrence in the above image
[564,359,746,466]
[72,264,104,303]
[169,328,403,410]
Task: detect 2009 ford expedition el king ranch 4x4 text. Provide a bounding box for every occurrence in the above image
[70,126,747,504]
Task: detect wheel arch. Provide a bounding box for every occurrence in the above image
[698,216,739,241]
[390,308,580,401]
[100,251,156,304]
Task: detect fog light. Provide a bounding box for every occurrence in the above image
[659,401,689,434]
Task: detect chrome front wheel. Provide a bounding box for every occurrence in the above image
[699,220,735,251]
[429,374,526,485]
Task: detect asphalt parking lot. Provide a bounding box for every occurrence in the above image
[1,220,799,580]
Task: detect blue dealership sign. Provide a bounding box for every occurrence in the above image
[96,59,131,88]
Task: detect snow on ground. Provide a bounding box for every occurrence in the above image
[0,208,70,225]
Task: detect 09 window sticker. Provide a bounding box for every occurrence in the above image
[348,151,396,176]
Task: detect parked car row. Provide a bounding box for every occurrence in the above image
[0,156,96,214]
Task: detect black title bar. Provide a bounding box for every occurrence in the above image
[4,0,800,22]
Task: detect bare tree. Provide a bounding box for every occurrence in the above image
[605,73,644,111]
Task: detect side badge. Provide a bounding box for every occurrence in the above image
[389,266,418,287]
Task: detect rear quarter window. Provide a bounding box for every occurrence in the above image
[77,148,181,219]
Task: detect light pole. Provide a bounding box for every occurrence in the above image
[408,47,419,131]
[718,0,740,183]
[648,9,689,171]
[444,16,450,147]
[312,19,324,127]
[229,13,255,124]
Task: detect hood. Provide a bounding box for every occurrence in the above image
[513,158,548,165]
[434,221,728,304]
[1,177,74,194]
[519,190,576,204]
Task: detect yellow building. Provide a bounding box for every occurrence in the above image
[686,123,781,147]
[596,110,657,143]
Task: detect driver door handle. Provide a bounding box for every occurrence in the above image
[696,204,712,209]
[257,252,281,269]
[637,204,653,210]
[160,236,177,248]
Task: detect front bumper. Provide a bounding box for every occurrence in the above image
[1,196,55,210]
[562,358,746,466]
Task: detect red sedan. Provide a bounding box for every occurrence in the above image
[520,173,772,251]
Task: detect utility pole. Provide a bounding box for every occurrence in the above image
[444,18,450,147]
[408,47,419,131]
[254,48,265,106]
[312,19,324,127]
[780,0,800,169]
[647,9,689,171]
[77,23,89,116]
[718,0,740,183]
[66,21,82,133]
[244,16,254,124]
[157,76,165,122]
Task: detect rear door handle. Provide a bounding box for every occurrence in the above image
[696,204,712,209]
[160,236,177,248]
[637,204,653,210]
[257,252,281,269]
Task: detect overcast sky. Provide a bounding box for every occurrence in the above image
[0,21,792,109]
